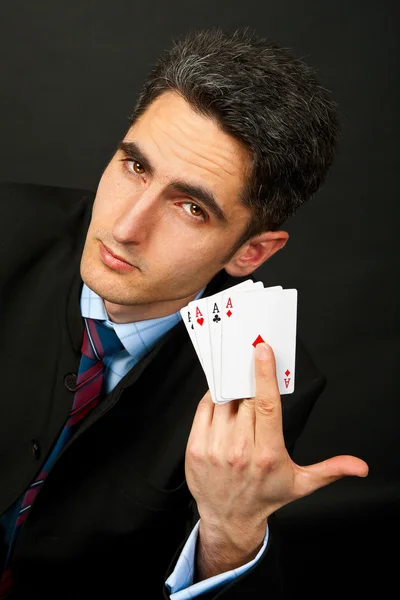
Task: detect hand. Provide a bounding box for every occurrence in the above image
[185,342,369,578]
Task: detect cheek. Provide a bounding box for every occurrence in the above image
[150,235,202,272]
[91,188,122,225]
[167,243,221,276]
[94,166,130,210]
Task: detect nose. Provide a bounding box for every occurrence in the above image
[112,189,160,245]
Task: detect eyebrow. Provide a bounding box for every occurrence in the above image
[118,140,229,224]
[119,140,155,177]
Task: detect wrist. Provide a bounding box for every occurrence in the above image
[195,519,266,581]
[199,517,267,553]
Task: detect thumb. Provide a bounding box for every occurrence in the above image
[298,455,369,497]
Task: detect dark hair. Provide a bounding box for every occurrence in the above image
[129,28,341,257]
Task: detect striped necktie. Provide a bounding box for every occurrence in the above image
[0,317,124,598]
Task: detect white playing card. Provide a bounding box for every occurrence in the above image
[180,304,204,369]
[220,288,298,399]
[188,279,256,403]
[208,283,282,404]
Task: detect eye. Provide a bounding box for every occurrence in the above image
[120,157,146,178]
[181,202,206,221]
[132,161,145,175]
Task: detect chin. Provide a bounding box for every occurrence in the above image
[80,253,108,293]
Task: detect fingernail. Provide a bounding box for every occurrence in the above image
[255,343,269,360]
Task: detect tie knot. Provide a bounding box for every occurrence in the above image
[81,317,124,361]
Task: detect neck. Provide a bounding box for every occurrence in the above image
[103,291,202,324]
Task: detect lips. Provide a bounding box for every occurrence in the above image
[101,243,132,265]
[99,241,137,273]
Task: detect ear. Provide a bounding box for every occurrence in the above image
[224,230,289,277]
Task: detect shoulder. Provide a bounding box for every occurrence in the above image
[0,180,95,244]
[0,181,95,276]
[0,180,95,222]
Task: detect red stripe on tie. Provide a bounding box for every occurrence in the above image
[0,567,13,599]
[75,361,103,390]
[67,399,100,426]
[86,318,105,359]
[20,483,42,510]
[68,373,103,425]
[16,509,30,527]
[80,328,97,360]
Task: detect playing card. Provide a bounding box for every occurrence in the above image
[180,303,204,369]
[208,283,282,404]
[187,279,256,403]
[220,288,298,398]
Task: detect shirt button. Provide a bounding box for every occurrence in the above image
[31,439,41,460]
[64,373,77,392]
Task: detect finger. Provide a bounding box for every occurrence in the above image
[297,455,369,497]
[235,395,256,444]
[253,343,284,448]
[211,397,239,425]
[206,399,239,455]
[187,389,215,445]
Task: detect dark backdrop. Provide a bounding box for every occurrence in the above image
[0,1,398,597]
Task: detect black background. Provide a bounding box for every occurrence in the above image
[0,1,398,596]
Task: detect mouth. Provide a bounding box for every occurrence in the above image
[101,242,132,265]
[99,241,137,272]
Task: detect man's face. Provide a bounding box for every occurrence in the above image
[80,90,253,322]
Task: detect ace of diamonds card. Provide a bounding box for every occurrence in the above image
[220,288,298,399]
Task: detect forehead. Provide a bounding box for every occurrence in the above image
[124,91,251,207]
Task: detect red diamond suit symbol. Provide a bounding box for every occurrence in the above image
[252,334,265,347]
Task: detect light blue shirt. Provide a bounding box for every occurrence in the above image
[80,282,269,598]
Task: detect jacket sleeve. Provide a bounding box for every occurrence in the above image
[164,513,284,599]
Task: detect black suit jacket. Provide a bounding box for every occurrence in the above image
[0,181,326,598]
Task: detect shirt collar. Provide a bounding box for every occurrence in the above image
[80,282,205,358]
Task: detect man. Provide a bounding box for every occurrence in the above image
[0,28,368,598]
